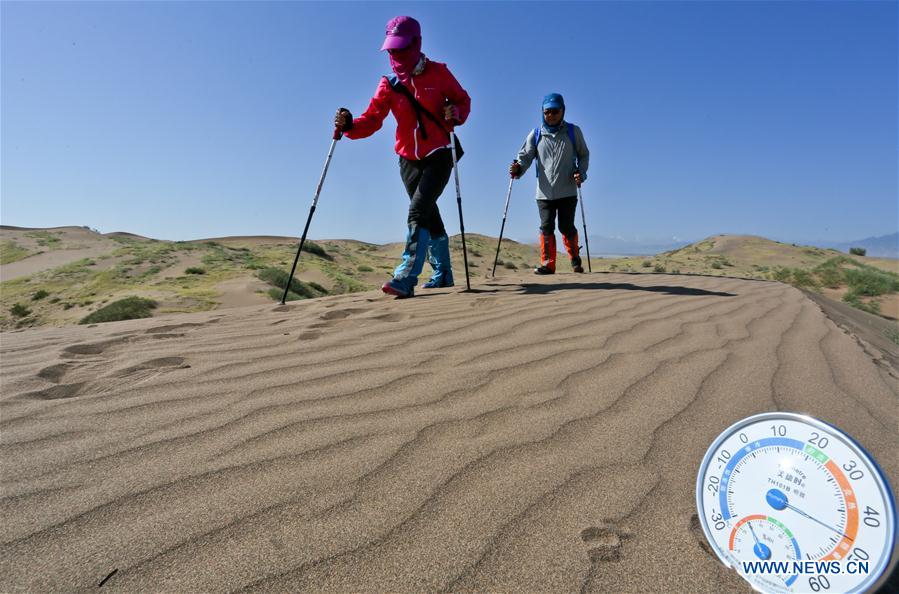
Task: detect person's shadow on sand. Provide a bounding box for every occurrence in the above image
[516,282,737,297]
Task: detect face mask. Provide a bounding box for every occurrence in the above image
[389,36,423,83]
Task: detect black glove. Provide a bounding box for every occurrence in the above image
[336,108,354,132]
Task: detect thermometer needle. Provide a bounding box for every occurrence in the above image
[766,489,852,542]
[747,522,772,560]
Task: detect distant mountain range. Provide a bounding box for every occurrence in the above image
[583,236,691,256]
[807,233,898,258]
[582,233,898,258]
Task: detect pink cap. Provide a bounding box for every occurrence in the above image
[380,16,421,51]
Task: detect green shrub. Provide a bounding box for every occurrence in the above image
[0,240,30,264]
[10,303,31,317]
[642,260,652,268]
[357,265,374,272]
[844,268,899,297]
[185,267,206,275]
[885,325,899,346]
[791,269,819,289]
[653,263,666,273]
[79,297,157,324]
[711,261,723,270]
[301,241,332,260]
[504,261,518,270]
[816,266,843,289]
[842,292,881,315]
[849,247,867,256]
[269,288,301,302]
[772,267,792,283]
[32,289,50,301]
[26,231,61,247]
[257,267,329,299]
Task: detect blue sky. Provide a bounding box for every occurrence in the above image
[2,1,896,245]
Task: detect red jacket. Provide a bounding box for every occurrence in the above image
[345,60,471,161]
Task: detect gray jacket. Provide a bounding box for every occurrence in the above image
[515,121,590,201]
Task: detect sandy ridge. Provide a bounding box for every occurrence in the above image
[1,273,896,593]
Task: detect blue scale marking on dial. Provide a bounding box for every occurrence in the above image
[785,537,801,587]
[719,437,805,520]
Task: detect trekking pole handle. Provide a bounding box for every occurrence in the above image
[333,127,343,141]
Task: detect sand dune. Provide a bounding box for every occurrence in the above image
[1,273,897,592]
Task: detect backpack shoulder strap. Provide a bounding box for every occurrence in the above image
[533,127,541,177]
[384,75,451,143]
[566,123,579,171]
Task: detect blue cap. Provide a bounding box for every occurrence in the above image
[542,93,565,110]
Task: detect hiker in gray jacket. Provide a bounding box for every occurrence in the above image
[509,93,590,274]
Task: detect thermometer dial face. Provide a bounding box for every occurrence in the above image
[696,413,897,593]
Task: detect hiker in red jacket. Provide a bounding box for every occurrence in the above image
[334,16,471,298]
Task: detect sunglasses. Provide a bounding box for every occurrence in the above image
[543,108,561,115]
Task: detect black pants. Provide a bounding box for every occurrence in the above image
[537,196,578,236]
[399,149,453,238]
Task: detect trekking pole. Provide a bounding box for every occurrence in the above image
[448,129,471,290]
[281,126,342,304]
[491,173,515,278]
[576,182,592,272]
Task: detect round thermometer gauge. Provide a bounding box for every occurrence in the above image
[696,412,897,593]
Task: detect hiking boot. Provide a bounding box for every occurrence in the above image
[382,279,415,298]
[422,274,454,288]
[422,234,454,288]
[563,233,583,273]
[386,224,429,298]
[538,233,557,273]
[571,255,584,273]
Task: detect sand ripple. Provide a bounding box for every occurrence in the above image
[1,273,896,593]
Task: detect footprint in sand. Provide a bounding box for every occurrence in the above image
[37,362,75,384]
[306,307,369,331]
[112,357,190,378]
[144,320,215,334]
[370,312,410,323]
[688,513,717,559]
[319,308,365,321]
[470,296,496,308]
[61,337,130,357]
[19,382,86,401]
[146,333,185,340]
[580,522,634,563]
